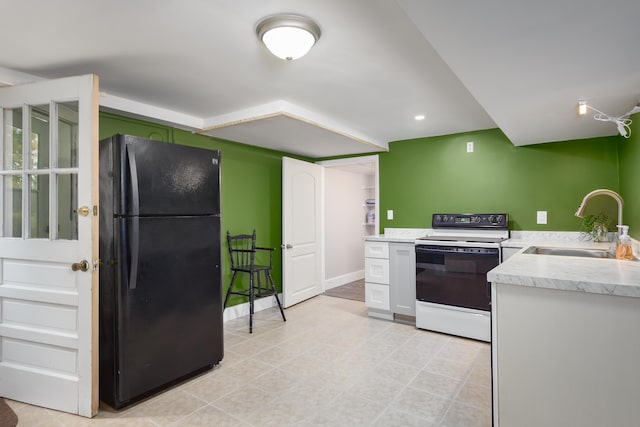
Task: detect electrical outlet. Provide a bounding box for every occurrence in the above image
[467,141,474,153]
[387,210,394,220]
[537,210,547,225]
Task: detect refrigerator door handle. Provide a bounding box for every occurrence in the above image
[126,144,140,216]
[126,144,140,290]
[129,217,139,290]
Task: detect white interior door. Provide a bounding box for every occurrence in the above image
[282,157,324,307]
[0,75,99,417]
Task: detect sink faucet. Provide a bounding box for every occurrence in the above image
[575,189,624,228]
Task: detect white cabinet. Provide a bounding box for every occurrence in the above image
[389,243,416,316]
[365,240,417,319]
[492,282,640,427]
[364,241,390,316]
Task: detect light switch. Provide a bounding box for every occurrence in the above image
[536,210,547,224]
[387,210,394,220]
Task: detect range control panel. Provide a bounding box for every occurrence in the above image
[432,213,508,229]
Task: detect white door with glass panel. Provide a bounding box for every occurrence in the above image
[0,75,99,417]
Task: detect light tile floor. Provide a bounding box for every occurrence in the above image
[6,295,491,426]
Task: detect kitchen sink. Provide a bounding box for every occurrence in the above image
[523,246,616,259]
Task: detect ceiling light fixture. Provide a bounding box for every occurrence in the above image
[577,99,640,138]
[256,14,321,61]
[414,114,425,121]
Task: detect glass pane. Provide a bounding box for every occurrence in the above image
[29,174,49,238]
[3,108,23,170]
[57,174,78,240]
[57,102,79,168]
[30,104,50,170]
[3,174,22,237]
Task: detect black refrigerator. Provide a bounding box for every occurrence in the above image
[99,134,223,409]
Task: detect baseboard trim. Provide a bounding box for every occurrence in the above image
[324,270,364,291]
[223,293,283,322]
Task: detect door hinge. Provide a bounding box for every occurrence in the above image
[93,205,98,216]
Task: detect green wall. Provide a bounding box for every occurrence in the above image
[100,111,640,307]
[619,112,640,239]
[379,129,621,232]
[99,113,302,307]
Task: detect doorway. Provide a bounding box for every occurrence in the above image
[316,155,379,298]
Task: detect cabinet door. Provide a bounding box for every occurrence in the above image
[365,257,389,284]
[389,243,416,316]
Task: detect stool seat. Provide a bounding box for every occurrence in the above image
[223,230,286,333]
[232,264,271,272]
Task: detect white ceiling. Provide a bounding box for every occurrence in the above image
[1,0,639,157]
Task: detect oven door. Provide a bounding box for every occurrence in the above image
[415,245,499,311]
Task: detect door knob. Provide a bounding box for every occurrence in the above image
[281,244,293,249]
[77,206,90,217]
[71,260,90,272]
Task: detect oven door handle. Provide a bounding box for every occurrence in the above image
[415,246,459,255]
[416,246,499,255]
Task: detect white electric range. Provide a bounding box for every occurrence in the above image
[415,213,509,342]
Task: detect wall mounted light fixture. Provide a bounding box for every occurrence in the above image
[577,99,640,138]
[256,14,321,61]
[578,100,588,116]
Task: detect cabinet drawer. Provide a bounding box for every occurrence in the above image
[365,282,390,310]
[365,258,389,284]
[365,241,389,259]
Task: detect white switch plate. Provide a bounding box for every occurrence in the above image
[537,210,547,224]
[387,210,394,220]
[467,141,474,153]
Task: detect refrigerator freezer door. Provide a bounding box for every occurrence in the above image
[120,135,220,216]
[113,215,223,406]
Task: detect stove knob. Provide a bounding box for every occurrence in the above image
[497,215,504,223]
[474,216,481,223]
[435,215,441,223]
[488,215,495,223]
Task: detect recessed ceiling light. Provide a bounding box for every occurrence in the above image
[414,114,425,121]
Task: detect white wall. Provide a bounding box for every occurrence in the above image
[324,167,370,289]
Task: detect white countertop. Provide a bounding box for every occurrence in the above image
[365,228,429,243]
[365,228,640,298]
[365,235,417,243]
[488,246,640,298]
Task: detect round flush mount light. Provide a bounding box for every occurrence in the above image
[256,14,321,61]
[414,114,426,121]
